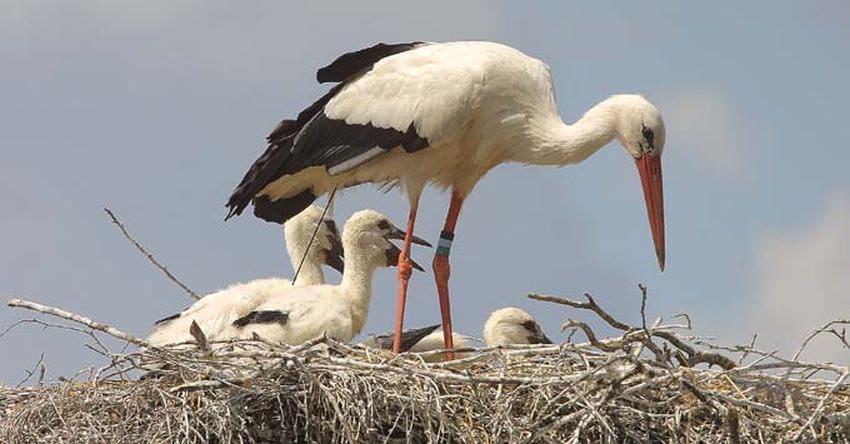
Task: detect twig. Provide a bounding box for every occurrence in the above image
[653,331,736,370]
[638,283,649,333]
[672,313,692,330]
[7,298,149,347]
[529,293,632,331]
[15,353,45,388]
[189,321,209,352]
[793,319,850,361]
[793,371,850,440]
[103,207,200,301]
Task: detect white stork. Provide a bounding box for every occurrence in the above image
[230,209,428,345]
[148,204,344,346]
[362,307,551,361]
[225,41,667,358]
[482,307,552,346]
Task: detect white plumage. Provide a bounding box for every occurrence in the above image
[406,331,474,355]
[261,42,665,202]
[482,307,551,346]
[229,41,667,356]
[147,204,341,346]
[231,209,426,344]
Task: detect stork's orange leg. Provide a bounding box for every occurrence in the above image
[392,193,422,353]
[433,190,465,360]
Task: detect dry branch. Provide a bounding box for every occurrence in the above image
[103,207,200,301]
[6,298,148,347]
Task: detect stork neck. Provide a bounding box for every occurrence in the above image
[513,101,617,166]
[291,261,324,286]
[286,235,325,286]
[339,251,377,334]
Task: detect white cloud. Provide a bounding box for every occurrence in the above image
[749,193,850,362]
[661,89,760,178]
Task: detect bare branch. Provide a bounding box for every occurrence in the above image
[529,292,632,331]
[103,207,200,301]
[7,298,149,347]
[637,283,649,333]
[15,353,45,388]
[793,318,850,361]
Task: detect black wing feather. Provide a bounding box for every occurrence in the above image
[253,190,316,224]
[226,42,428,224]
[225,133,296,220]
[232,310,289,327]
[289,112,428,172]
[153,312,182,325]
[372,324,441,352]
[317,42,424,83]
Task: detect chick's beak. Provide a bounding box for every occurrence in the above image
[533,332,554,345]
[386,226,432,247]
[323,234,345,274]
[385,243,424,271]
[322,220,345,274]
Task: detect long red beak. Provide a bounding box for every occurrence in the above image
[635,154,666,271]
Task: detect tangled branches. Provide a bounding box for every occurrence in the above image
[1,291,849,443]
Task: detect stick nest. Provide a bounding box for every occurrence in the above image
[2,292,849,443]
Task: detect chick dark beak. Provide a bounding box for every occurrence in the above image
[323,225,345,274]
[324,247,345,274]
[386,243,424,271]
[533,332,553,345]
[386,226,432,247]
[523,320,553,344]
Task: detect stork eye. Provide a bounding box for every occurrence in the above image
[377,220,391,230]
[641,124,655,150]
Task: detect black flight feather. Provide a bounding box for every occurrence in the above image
[317,42,424,83]
[153,312,182,325]
[371,324,441,352]
[225,42,428,224]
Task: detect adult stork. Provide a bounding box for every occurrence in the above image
[225,41,667,358]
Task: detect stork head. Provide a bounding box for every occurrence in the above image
[342,209,431,271]
[610,94,667,271]
[483,307,552,346]
[284,205,345,274]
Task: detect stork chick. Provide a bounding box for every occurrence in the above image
[232,210,430,344]
[364,307,550,361]
[483,307,552,346]
[148,204,343,346]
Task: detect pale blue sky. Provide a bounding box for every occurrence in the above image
[2,1,849,383]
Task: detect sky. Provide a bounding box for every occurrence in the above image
[1,1,849,384]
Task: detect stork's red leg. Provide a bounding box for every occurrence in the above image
[433,190,465,360]
[392,194,422,353]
